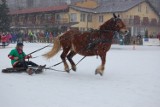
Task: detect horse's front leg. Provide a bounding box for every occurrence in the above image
[95,54,106,76]
[60,49,70,73]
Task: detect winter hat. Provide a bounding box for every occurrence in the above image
[17,43,24,46]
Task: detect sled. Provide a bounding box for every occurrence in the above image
[2,66,45,75]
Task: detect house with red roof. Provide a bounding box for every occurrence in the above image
[9,4,77,33]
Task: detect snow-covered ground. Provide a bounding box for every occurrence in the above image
[0,43,160,107]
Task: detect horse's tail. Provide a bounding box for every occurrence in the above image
[43,37,61,59]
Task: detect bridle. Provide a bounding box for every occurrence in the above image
[85,18,122,50]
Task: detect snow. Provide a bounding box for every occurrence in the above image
[0,43,160,107]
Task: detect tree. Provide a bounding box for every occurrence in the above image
[0,0,10,32]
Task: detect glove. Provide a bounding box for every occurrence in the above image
[26,55,32,59]
[14,57,19,60]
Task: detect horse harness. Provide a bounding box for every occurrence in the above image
[86,17,121,50]
[86,29,117,51]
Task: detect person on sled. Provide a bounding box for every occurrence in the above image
[3,43,46,75]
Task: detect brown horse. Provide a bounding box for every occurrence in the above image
[44,13,128,76]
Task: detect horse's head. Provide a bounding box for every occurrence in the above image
[100,13,128,35]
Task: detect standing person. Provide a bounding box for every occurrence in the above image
[49,32,53,43]
[45,32,49,43]
[157,33,160,40]
[12,32,17,43]
[33,32,37,42]
[37,32,40,42]
[42,32,45,43]
[1,33,8,48]
[28,31,33,43]
[133,37,136,50]
[157,33,160,45]
[0,32,2,42]
[7,32,12,43]
[3,43,46,75]
[137,34,141,45]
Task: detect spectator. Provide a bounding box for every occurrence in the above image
[28,31,33,43]
[45,32,49,43]
[6,32,12,43]
[157,33,160,41]
[132,37,136,50]
[49,32,53,43]
[1,33,8,48]
[33,32,37,42]
[12,32,17,43]
[0,32,2,42]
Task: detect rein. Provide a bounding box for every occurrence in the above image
[20,44,51,61]
[46,56,86,73]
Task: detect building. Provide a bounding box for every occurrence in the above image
[69,0,160,36]
[6,0,84,10]
[105,0,160,15]
[9,4,72,33]
[8,0,160,37]
[148,0,160,14]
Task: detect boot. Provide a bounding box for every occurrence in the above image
[26,68,34,75]
[35,65,46,74]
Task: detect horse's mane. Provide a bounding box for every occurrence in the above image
[99,18,113,30]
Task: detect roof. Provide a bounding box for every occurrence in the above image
[70,0,157,14]
[9,4,68,15]
[70,0,84,4]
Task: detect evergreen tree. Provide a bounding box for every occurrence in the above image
[0,0,10,32]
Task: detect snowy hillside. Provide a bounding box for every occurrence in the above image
[0,43,160,107]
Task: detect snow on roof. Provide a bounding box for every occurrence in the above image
[70,0,145,13]
[9,4,68,15]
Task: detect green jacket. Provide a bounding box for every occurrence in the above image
[8,48,26,66]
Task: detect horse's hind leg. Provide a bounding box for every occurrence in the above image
[61,48,70,73]
[67,51,76,71]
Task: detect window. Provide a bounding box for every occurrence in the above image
[146,6,149,14]
[55,14,62,20]
[70,13,77,22]
[99,15,103,22]
[27,0,34,8]
[80,13,86,22]
[45,14,51,21]
[130,15,133,19]
[138,4,141,12]
[87,14,92,22]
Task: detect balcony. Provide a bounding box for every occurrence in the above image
[55,18,69,24]
[18,21,24,26]
[123,18,159,27]
[123,19,134,25]
[11,22,16,26]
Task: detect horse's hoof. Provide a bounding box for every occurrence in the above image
[72,66,76,72]
[65,68,70,73]
[95,70,103,76]
[95,70,98,75]
[99,72,103,76]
